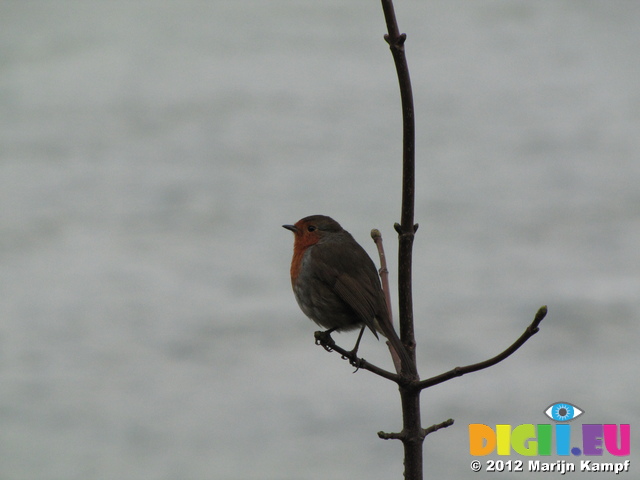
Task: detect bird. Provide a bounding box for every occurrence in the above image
[283,215,414,374]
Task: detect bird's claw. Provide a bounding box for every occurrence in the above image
[314,330,335,352]
[345,355,363,372]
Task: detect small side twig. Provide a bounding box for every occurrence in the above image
[371,228,403,374]
[371,229,393,323]
[377,430,403,440]
[422,418,454,437]
[378,418,454,441]
[417,306,548,390]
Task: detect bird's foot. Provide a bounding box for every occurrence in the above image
[341,326,367,371]
[314,329,336,352]
[342,352,364,372]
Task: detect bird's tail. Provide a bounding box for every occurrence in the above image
[374,318,417,376]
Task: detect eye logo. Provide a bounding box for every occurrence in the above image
[544,402,584,422]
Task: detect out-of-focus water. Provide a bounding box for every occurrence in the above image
[1,1,638,479]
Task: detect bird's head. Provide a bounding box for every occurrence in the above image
[282,215,343,248]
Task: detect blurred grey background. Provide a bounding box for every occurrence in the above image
[1,1,638,479]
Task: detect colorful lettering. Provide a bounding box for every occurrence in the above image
[603,424,630,456]
[469,423,631,457]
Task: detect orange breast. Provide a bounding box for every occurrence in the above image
[290,234,318,283]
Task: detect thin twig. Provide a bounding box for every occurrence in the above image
[378,430,403,440]
[371,229,403,374]
[417,306,548,390]
[422,418,454,437]
[378,418,454,441]
[371,229,393,324]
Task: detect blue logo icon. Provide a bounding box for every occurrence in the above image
[544,402,584,422]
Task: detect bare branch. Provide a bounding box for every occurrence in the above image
[313,330,404,384]
[417,306,548,390]
[380,0,417,362]
[379,2,425,478]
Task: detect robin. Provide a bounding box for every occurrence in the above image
[283,215,414,374]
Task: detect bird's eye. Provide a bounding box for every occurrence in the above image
[307,225,316,232]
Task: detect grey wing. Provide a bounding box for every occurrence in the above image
[332,274,380,339]
[311,238,383,338]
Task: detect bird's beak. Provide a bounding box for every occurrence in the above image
[282,224,297,232]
